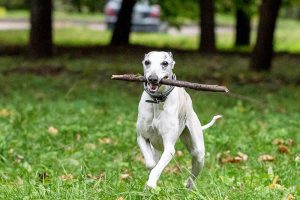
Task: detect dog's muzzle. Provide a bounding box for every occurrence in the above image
[146,74,160,93]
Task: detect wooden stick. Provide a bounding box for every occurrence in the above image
[111,74,229,93]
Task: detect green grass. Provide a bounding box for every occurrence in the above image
[0,52,299,199]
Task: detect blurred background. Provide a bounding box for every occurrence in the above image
[0,0,299,58]
[0,0,299,199]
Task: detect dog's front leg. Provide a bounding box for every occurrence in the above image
[137,136,156,170]
[146,138,176,189]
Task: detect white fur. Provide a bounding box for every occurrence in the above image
[137,51,221,189]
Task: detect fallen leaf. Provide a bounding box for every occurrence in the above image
[286,194,295,200]
[0,109,11,117]
[16,154,24,163]
[277,145,289,154]
[134,155,144,164]
[99,137,113,144]
[258,154,274,162]
[176,150,184,157]
[237,152,248,161]
[87,172,105,180]
[272,138,284,145]
[221,156,243,163]
[295,155,300,162]
[116,197,125,200]
[164,165,181,174]
[76,134,81,141]
[48,126,58,136]
[120,170,131,180]
[219,152,248,164]
[84,143,97,150]
[60,174,74,181]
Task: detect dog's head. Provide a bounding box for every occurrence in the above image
[142,51,175,93]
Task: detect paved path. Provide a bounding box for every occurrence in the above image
[0,18,234,35]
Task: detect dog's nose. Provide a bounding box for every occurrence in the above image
[148,74,159,84]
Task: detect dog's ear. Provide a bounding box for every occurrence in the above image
[144,53,148,60]
[168,52,175,69]
[171,60,176,69]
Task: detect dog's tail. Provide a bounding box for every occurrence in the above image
[201,115,222,130]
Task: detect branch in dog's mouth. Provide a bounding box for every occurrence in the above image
[111,74,229,93]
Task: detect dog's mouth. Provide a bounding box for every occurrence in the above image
[147,83,160,93]
[146,76,168,93]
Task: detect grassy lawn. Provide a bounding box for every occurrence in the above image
[0,52,299,199]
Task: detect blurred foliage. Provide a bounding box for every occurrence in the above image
[0,0,29,9]
[0,0,300,22]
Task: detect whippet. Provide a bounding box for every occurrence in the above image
[137,51,221,189]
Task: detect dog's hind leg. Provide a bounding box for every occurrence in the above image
[182,110,205,189]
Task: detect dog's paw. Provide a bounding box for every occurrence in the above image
[146,180,157,189]
[185,178,195,189]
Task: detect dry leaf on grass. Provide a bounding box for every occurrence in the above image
[164,165,181,174]
[277,145,289,154]
[120,170,131,180]
[76,134,81,141]
[16,154,24,163]
[258,154,274,162]
[134,155,145,164]
[272,138,284,145]
[295,155,300,162]
[0,109,11,117]
[176,150,184,157]
[60,174,74,181]
[87,172,105,180]
[116,197,125,200]
[219,152,248,164]
[99,137,113,144]
[84,143,97,150]
[237,152,248,161]
[286,194,295,200]
[48,126,58,136]
[286,139,294,146]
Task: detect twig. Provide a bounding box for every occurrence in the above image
[111,74,229,93]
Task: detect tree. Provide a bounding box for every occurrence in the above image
[250,0,282,71]
[110,0,136,46]
[199,0,216,53]
[235,0,251,46]
[29,0,53,58]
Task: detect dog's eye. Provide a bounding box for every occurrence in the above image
[144,60,151,66]
[162,61,169,67]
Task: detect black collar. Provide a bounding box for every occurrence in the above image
[144,74,176,104]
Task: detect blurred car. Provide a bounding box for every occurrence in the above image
[104,0,165,32]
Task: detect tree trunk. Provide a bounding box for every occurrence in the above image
[29,0,53,58]
[250,0,282,71]
[199,0,216,53]
[235,0,251,46]
[110,0,136,46]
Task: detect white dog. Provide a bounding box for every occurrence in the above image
[137,51,221,189]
